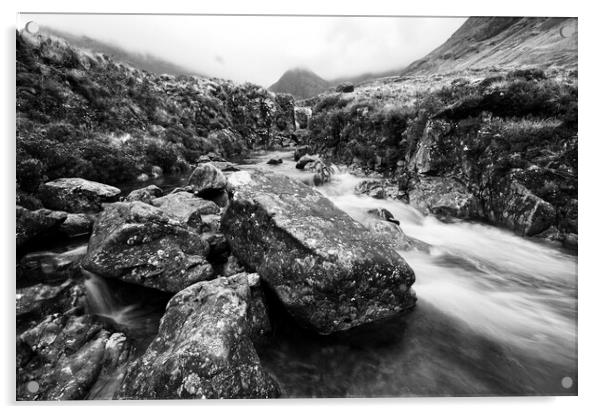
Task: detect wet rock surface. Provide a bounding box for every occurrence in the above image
[222,169,417,334]
[39,178,121,213]
[17,313,131,401]
[82,201,214,293]
[118,274,279,399]
[17,206,67,249]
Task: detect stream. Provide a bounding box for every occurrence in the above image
[21,149,578,398]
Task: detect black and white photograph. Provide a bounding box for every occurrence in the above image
[13,6,581,403]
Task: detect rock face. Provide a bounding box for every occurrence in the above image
[16,206,67,249]
[150,192,220,231]
[488,180,556,236]
[39,178,121,213]
[408,176,480,220]
[118,274,279,399]
[82,201,214,293]
[187,163,228,195]
[221,170,417,334]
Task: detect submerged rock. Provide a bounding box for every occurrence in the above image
[124,185,163,203]
[16,206,67,249]
[39,178,121,213]
[82,201,214,293]
[221,170,417,334]
[117,274,279,399]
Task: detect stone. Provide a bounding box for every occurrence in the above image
[354,180,386,199]
[367,208,400,225]
[59,213,95,237]
[39,178,121,213]
[187,163,227,195]
[408,176,480,220]
[293,145,311,161]
[16,206,67,249]
[82,201,214,293]
[16,279,85,319]
[221,170,417,334]
[295,154,316,170]
[117,274,279,399]
[150,192,220,230]
[124,185,163,203]
[17,314,131,401]
[267,158,283,165]
[489,181,556,236]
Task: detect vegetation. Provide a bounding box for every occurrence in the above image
[16,31,295,204]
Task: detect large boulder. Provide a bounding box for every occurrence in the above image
[150,192,220,230]
[39,178,121,213]
[16,206,67,249]
[187,163,228,195]
[221,170,417,334]
[82,201,214,293]
[117,274,279,399]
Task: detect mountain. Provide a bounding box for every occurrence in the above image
[40,26,205,76]
[401,17,577,76]
[268,68,330,99]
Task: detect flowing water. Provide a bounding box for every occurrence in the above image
[240,150,578,397]
[19,149,578,398]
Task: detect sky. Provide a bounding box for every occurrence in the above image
[17,14,466,86]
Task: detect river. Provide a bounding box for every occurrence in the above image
[20,149,578,398]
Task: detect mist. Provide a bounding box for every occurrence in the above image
[18,13,466,86]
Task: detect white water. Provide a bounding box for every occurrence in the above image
[246,150,578,378]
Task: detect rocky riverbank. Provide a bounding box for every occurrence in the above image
[16,158,419,399]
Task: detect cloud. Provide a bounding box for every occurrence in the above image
[18,14,466,86]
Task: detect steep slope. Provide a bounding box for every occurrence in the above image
[401,17,577,76]
[41,26,204,76]
[269,68,330,99]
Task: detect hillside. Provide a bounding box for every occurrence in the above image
[16,30,295,208]
[41,26,205,77]
[401,17,577,76]
[268,68,330,99]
